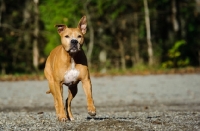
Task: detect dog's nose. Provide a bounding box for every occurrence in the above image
[71,39,78,45]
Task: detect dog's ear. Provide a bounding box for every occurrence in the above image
[55,24,67,34]
[77,16,87,34]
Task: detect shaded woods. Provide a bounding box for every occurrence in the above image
[0,0,200,74]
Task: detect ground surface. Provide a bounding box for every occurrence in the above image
[0,74,200,130]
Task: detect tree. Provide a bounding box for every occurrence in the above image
[1,0,200,74]
[171,0,179,32]
[33,0,39,71]
[143,0,154,66]
[84,0,94,68]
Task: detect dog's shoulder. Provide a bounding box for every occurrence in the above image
[50,45,63,55]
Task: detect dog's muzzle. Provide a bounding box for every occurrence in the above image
[68,39,80,54]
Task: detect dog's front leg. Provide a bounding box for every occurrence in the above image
[65,84,78,121]
[54,82,67,121]
[82,79,96,116]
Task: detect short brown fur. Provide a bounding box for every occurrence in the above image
[44,16,96,121]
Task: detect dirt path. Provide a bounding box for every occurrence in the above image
[0,74,200,130]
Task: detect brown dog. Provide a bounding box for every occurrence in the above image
[44,16,96,121]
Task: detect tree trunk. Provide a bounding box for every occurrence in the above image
[195,0,200,14]
[33,0,39,71]
[117,34,126,71]
[0,0,5,27]
[23,0,32,71]
[143,0,154,66]
[0,0,6,74]
[171,0,179,32]
[131,12,140,66]
[99,50,107,73]
[84,0,94,68]
[198,50,200,67]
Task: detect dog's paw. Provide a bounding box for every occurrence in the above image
[88,111,96,116]
[88,106,96,116]
[57,114,68,122]
[70,117,75,121]
[58,117,68,122]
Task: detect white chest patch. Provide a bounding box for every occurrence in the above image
[63,58,79,86]
[64,68,79,85]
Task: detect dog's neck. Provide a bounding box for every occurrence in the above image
[66,48,88,67]
[70,58,75,69]
[68,52,77,68]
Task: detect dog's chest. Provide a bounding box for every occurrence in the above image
[63,58,79,86]
[64,68,79,85]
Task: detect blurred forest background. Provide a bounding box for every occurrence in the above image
[0,0,200,75]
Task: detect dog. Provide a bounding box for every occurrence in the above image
[44,16,96,121]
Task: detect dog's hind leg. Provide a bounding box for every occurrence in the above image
[65,84,78,121]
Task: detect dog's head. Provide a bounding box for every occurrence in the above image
[55,16,87,55]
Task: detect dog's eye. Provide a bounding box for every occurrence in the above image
[78,35,82,38]
[65,35,69,38]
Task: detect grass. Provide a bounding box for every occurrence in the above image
[91,66,200,76]
[0,66,200,81]
[0,73,46,81]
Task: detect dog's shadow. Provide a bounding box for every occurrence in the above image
[86,116,135,121]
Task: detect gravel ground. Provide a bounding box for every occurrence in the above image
[0,74,200,130]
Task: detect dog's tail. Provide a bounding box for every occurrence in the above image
[46,90,51,94]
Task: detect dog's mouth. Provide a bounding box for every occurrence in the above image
[66,39,81,55]
[68,44,80,54]
[69,47,78,53]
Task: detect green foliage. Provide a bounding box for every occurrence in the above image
[162,40,190,68]
[39,0,83,55]
[111,5,126,19]
[169,40,185,58]
[1,0,200,74]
